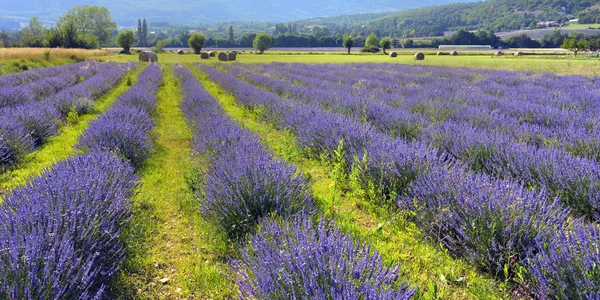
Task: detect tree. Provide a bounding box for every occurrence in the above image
[188,33,206,54]
[588,38,600,55]
[137,19,143,45]
[0,31,13,48]
[451,29,478,45]
[178,31,191,47]
[117,30,135,53]
[253,33,272,54]
[379,37,392,54]
[238,33,257,47]
[342,35,354,54]
[539,30,567,48]
[152,39,165,53]
[228,25,235,44]
[505,34,540,48]
[365,32,379,48]
[402,39,414,48]
[49,15,96,49]
[561,38,588,56]
[58,6,116,47]
[142,19,148,47]
[21,17,46,47]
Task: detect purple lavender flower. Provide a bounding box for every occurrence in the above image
[176,65,315,239]
[77,63,160,169]
[0,152,138,299]
[238,215,415,299]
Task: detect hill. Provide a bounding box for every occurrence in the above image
[0,0,478,28]
[354,0,600,37]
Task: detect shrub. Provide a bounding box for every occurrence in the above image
[237,215,415,299]
[176,65,315,239]
[77,119,153,169]
[403,166,570,280]
[526,222,600,299]
[200,146,315,239]
[360,46,380,53]
[77,63,161,169]
[0,120,35,170]
[1,102,60,146]
[0,152,138,299]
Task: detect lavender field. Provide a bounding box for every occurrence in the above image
[1,59,599,299]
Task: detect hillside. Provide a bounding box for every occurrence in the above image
[356,0,600,37]
[0,0,478,28]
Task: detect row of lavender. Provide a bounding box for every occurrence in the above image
[78,63,161,169]
[225,63,600,222]
[202,64,599,298]
[237,62,600,158]
[0,64,162,299]
[0,62,91,87]
[244,62,600,141]
[1,61,107,108]
[0,62,135,172]
[175,65,414,299]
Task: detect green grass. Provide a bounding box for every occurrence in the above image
[107,51,600,76]
[110,64,234,299]
[188,66,506,299]
[561,22,600,29]
[0,64,144,194]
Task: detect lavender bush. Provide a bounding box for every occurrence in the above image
[78,63,161,169]
[0,102,61,146]
[526,222,600,299]
[0,62,135,172]
[50,62,135,116]
[0,61,89,87]
[0,152,138,299]
[176,65,315,239]
[223,63,600,221]
[404,166,571,280]
[203,63,600,296]
[0,118,35,170]
[238,215,415,299]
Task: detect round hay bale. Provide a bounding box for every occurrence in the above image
[177,49,184,55]
[451,51,458,56]
[227,52,237,61]
[414,53,425,60]
[208,51,216,57]
[200,52,209,59]
[495,51,504,56]
[218,52,228,61]
[230,50,237,55]
[514,51,524,56]
[138,51,158,62]
[389,51,398,58]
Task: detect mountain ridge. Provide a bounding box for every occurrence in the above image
[0,0,479,28]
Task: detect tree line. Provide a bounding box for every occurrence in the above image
[1,4,599,56]
[1,6,116,49]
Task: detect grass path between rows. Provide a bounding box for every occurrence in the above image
[190,66,506,300]
[111,64,233,299]
[0,64,144,193]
